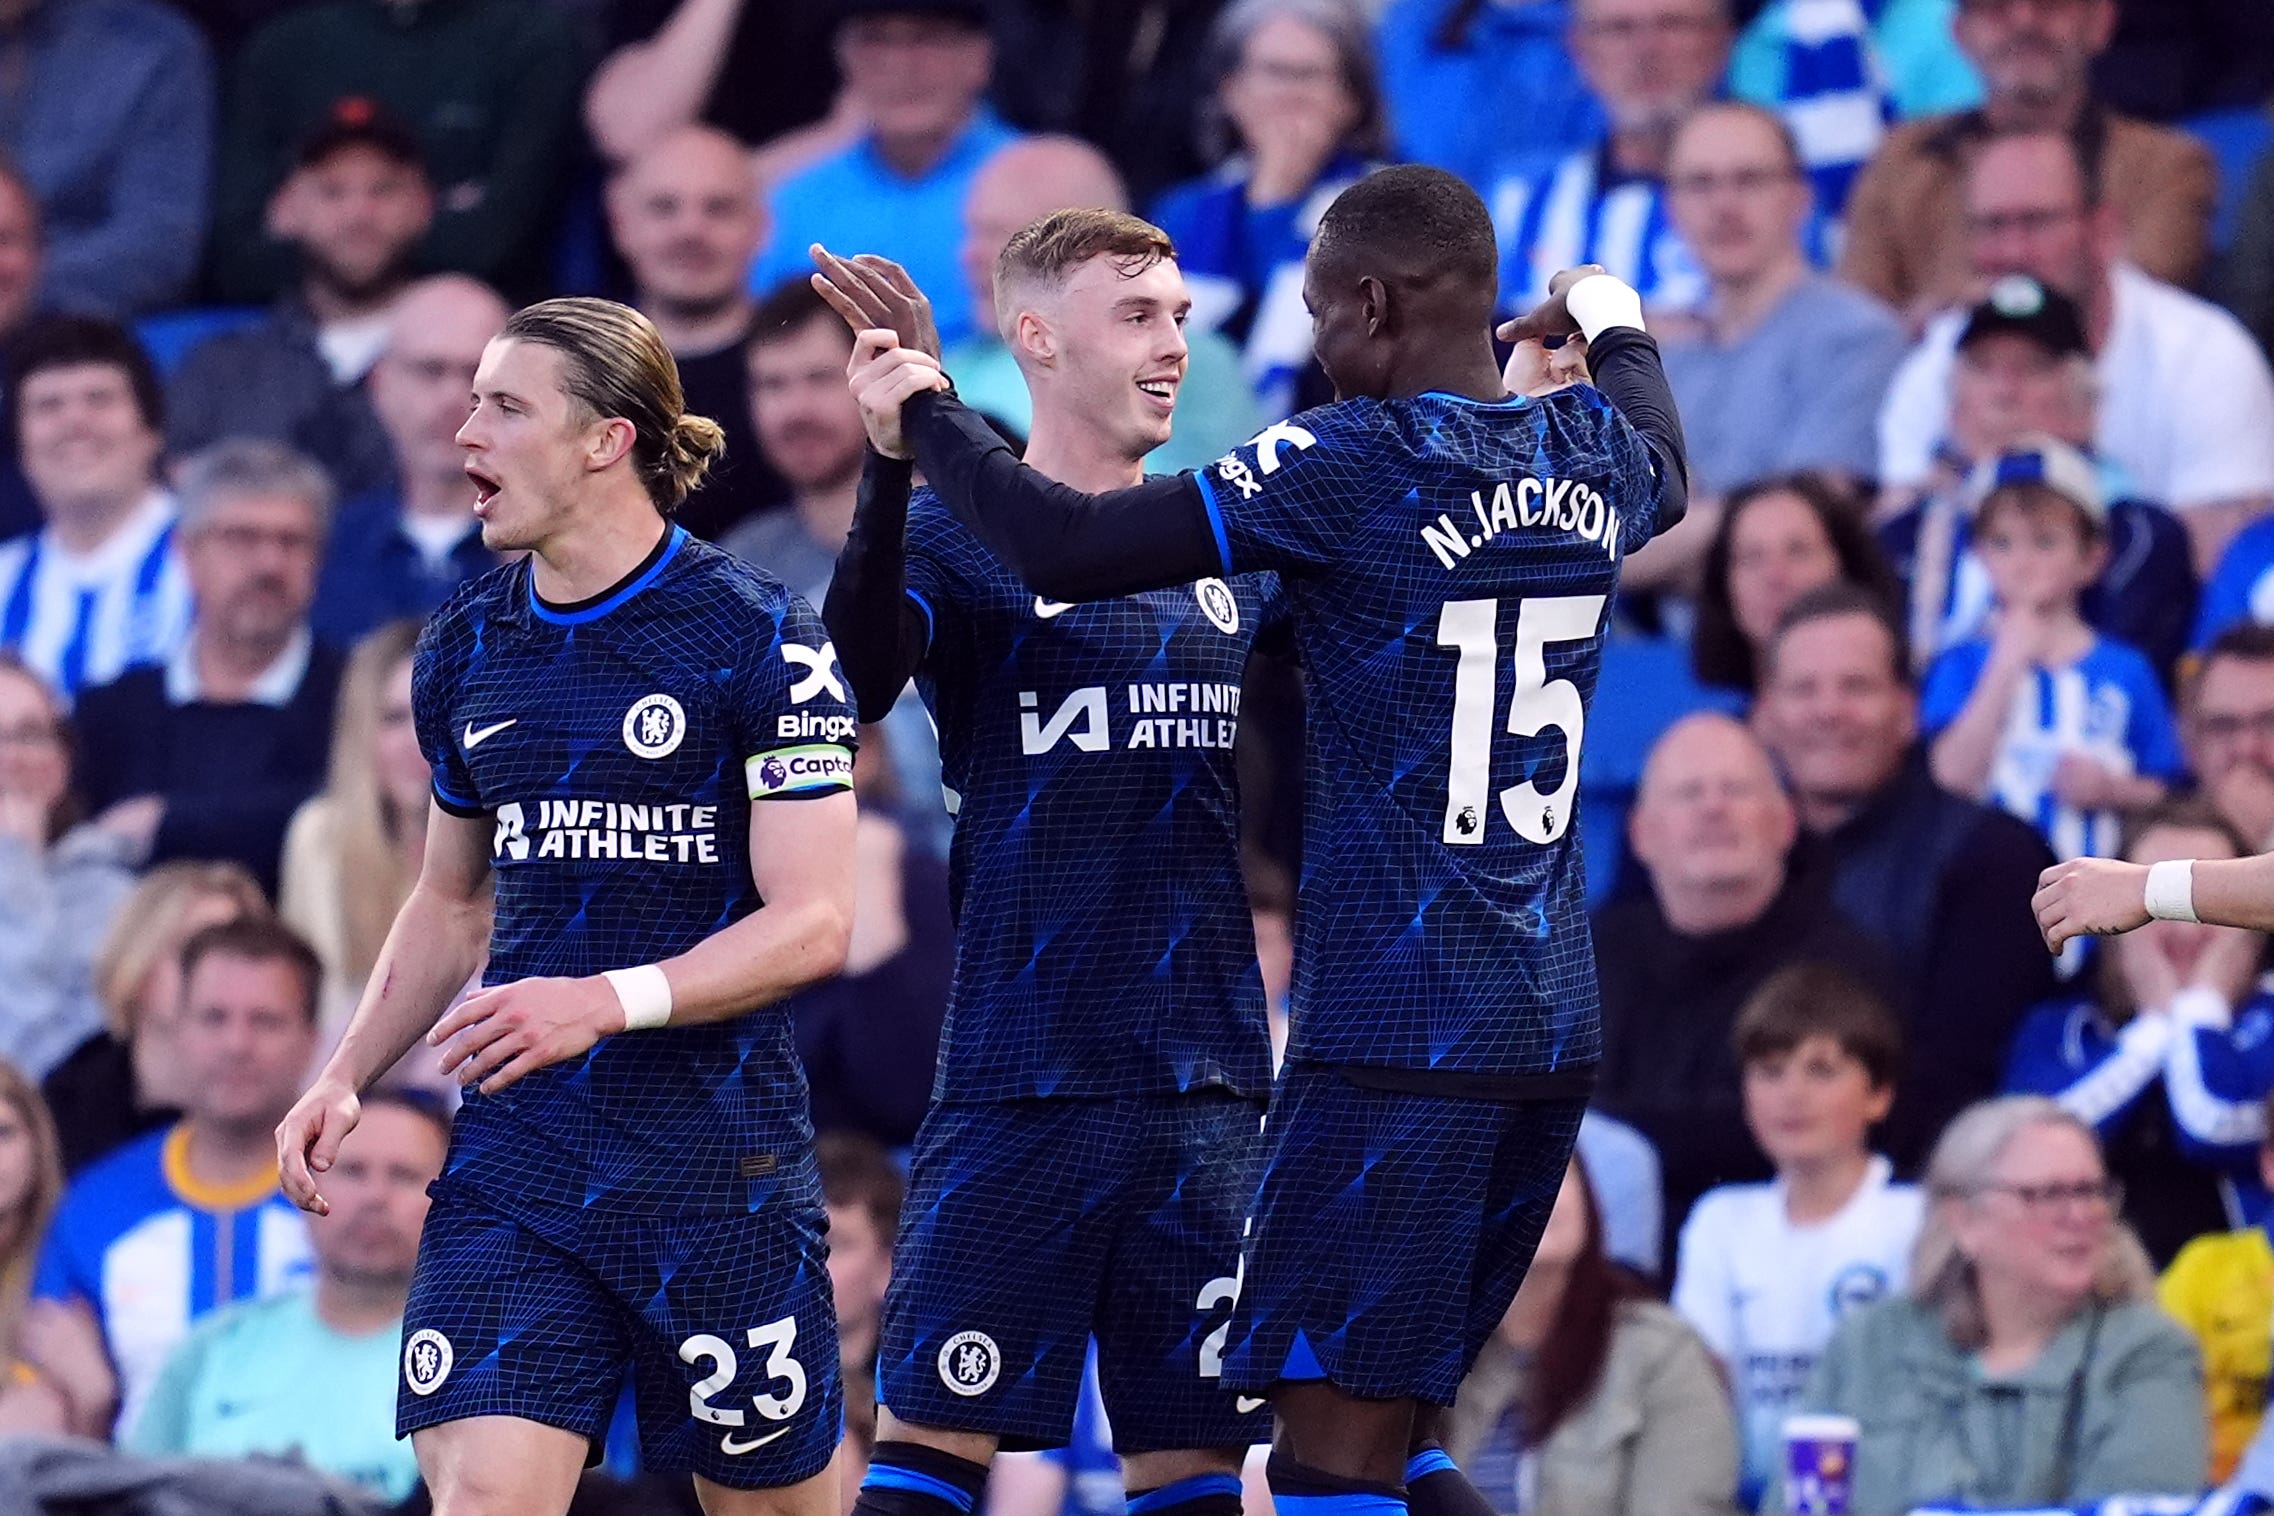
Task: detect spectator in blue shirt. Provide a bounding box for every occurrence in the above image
[1878,277,2197,681]
[2198,518,2274,653]
[168,102,431,505]
[2003,798,2274,1265]
[0,0,212,316]
[1923,438,2186,865]
[126,1088,446,1503]
[311,275,505,649]
[35,916,322,1433]
[1488,0,1729,314]
[749,0,1019,349]
[1376,0,1601,198]
[1151,0,1381,418]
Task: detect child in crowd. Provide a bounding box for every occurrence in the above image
[1672,963,1923,1507]
[2162,1086,2274,1486]
[1923,437,2185,866]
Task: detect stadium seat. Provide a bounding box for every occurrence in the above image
[2184,103,2274,252]
[132,306,267,375]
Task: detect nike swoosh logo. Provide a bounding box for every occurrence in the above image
[1236,1396,1266,1414]
[463,719,517,749]
[720,1426,792,1455]
[1033,597,1073,620]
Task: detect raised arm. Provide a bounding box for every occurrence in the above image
[2038,852,2274,943]
[823,449,933,722]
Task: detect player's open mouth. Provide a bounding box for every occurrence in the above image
[466,463,502,511]
[1135,377,1178,411]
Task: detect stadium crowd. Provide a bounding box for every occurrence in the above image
[8,0,2274,1509]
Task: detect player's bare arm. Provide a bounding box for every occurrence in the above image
[278,801,496,1215]
[431,787,858,1094]
[2037,851,2274,946]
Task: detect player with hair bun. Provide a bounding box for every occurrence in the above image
[277,295,861,1516]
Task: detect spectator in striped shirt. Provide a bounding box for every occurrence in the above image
[0,318,187,703]
[1488,0,1730,314]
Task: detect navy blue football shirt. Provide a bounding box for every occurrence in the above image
[412,526,856,1214]
[902,489,1279,1103]
[1191,390,1673,1076]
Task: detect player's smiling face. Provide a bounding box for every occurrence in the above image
[1039,252,1190,457]
[458,337,604,553]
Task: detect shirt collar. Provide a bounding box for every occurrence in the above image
[166,624,313,707]
[42,490,175,581]
[857,107,1003,185]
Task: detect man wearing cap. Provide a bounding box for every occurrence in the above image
[1875,129,2274,576]
[746,0,1021,349]
[1920,434,2184,866]
[169,103,432,501]
[210,0,580,303]
[1878,273,2195,677]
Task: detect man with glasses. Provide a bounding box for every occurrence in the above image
[1875,129,2274,574]
[1659,102,1906,505]
[1839,0,2213,321]
[1489,0,1730,313]
[2179,628,2274,857]
[72,439,342,895]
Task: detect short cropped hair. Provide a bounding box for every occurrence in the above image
[1732,962,1905,1092]
[5,314,165,443]
[817,1131,904,1247]
[178,917,324,1026]
[995,207,1176,326]
[360,1085,454,1147]
[1311,164,1498,290]
[175,438,335,538]
[1673,99,1805,178]
[748,277,843,351]
[1765,579,1914,689]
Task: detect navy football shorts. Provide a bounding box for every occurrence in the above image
[878,1091,1268,1453]
[398,1178,841,1489]
[1218,1061,1587,1406]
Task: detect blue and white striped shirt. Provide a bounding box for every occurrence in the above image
[0,492,190,702]
[1490,146,1706,315]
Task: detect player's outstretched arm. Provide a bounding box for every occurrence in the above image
[278,803,496,1215]
[2037,852,2274,947]
[1502,269,1691,539]
[899,388,1223,600]
[428,790,857,1096]
[822,348,933,720]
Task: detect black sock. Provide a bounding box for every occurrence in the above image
[1264,1452,1408,1516]
[854,1440,992,1516]
[1402,1443,1495,1516]
[1126,1471,1245,1516]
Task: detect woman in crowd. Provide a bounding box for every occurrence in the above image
[1448,1156,1738,1516]
[278,620,429,1033]
[2005,799,2274,1265]
[0,654,135,1081]
[0,1061,111,1435]
[40,861,270,1174]
[1690,475,1903,699]
[1150,0,1383,418]
[1774,1096,2207,1512]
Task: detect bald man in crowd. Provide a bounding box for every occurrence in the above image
[311,276,507,645]
[1589,713,1897,1260]
[605,124,788,538]
[942,135,1265,466]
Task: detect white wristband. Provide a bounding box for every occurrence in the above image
[2144,859,2199,924]
[603,964,673,1031]
[1565,273,1646,341]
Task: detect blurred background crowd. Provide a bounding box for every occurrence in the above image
[9,0,2274,1510]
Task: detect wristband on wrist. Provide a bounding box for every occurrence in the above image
[2144,859,2199,924]
[603,964,673,1031]
[1565,273,1646,341]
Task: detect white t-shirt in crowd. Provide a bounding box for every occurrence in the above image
[1672,1155,1926,1500]
[1876,261,2274,509]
